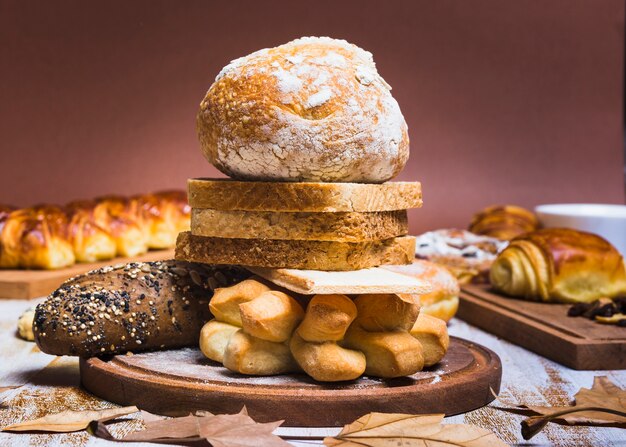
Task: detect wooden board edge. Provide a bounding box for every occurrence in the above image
[458,292,626,370]
[80,338,502,426]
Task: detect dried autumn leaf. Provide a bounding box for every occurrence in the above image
[2,405,138,433]
[516,376,626,439]
[523,376,626,425]
[323,412,508,447]
[0,386,19,394]
[91,406,290,447]
[91,414,206,443]
[199,409,289,447]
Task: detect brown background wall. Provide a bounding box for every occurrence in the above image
[1,0,624,233]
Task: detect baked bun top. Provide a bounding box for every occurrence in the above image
[197,36,409,183]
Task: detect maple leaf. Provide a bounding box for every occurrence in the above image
[2,406,138,433]
[516,376,626,439]
[323,412,508,447]
[91,406,290,447]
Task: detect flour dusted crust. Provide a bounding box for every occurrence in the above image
[197,36,409,183]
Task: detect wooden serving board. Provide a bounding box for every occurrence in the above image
[0,249,175,299]
[459,284,626,370]
[80,337,501,427]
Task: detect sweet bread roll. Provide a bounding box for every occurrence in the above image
[343,325,424,378]
[296,294,357,342]
[290,333,365,381]
[410,313,449,367]
[352,293,419,332]
[490,228,626,303]
[239,291,305,342]
[469,205,539,240]
[65,200,116,262]
[344,293,424,378]
[291,294,365,381]
[92,196,148,257]
[198,36,409,183]
[133,190,190,249]
[0,206,75,269]
[199,320,239,363]
[383,260,460,322]
[209,278,271,326]
[223,329,299,375]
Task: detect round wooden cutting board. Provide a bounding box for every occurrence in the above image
[80,336,501,427]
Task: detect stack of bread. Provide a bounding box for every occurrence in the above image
[172,37,450,381]
[33,37,453,384]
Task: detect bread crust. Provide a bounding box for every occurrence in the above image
[176,231,416,271]
[33,260,249,357]
[197,37,409,183]
[191,209,408,242]
[188,178,422,212]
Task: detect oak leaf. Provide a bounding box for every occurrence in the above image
[2,406,138,433]
[517,376,626,439]
[323,412,508,447]
[91,406,290,446]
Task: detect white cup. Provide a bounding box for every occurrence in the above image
[535,203,626,257]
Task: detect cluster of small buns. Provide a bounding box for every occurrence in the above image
[200,278,449,381]
[0,191,190,269]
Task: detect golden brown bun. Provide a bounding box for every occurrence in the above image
[383,260,460,322]
[291,294,365,381]
[344,293,424,378]
[296,294,357,342]
[490,228,626,303]
[290,333,365,381]
[65,201,116,263]
[197,37,409,183]
[223,329,300,375]
[469,205,538,240]
[0,206,75,269]
[239,291,305,342]
[410,313,449,367]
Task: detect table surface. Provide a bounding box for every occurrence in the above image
[0,298,624,447]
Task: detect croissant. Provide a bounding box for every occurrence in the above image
[0,206,75,269]
[65,200,117,262]
[469,205,538,240]
[490,228,626,303]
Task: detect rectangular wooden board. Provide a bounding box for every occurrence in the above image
[458,284,626,370]
[248,266,432,295]
[0,249,175,300]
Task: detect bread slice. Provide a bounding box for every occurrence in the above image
[188,178,422,212]
[191,209,408,242]
[248,266,431,295]
[176,232,416,271]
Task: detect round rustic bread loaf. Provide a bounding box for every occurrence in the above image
[197,36,409,183]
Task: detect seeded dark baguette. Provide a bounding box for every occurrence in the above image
[33,260,250,357]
